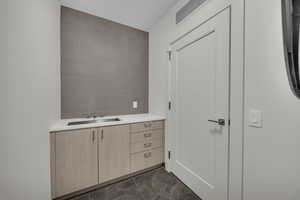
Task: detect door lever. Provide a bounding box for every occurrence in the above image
[208,119,225,126]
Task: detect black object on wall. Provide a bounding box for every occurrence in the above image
[282,0,300,98]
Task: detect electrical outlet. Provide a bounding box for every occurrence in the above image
[133,101,138,109]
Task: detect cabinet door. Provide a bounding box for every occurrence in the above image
[55,129,98,197]
[99,125,130,183]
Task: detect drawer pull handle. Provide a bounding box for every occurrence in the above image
[144,133,152,138]
[144,143,152,148]
[144,122,152,128]
[144,152,152,158]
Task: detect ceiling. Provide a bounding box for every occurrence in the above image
[61,0,181,31]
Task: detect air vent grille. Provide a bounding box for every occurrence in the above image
[176,0,207,24]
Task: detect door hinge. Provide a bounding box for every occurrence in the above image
[168,101,172,110]
[168,151,171,160]
[228,119,231,126]
[168,51,172,60]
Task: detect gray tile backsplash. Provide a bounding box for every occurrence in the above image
[61,6,148,119]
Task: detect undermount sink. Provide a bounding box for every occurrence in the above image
[67,118,121,126]
[100,118,121,122]
[67,120,97,126]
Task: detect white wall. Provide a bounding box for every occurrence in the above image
[149,0,245,200]
[150,0,300,200]
[0,0,60,199]
[244,0,300,200]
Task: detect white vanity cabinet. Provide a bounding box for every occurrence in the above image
[50,120,164,199]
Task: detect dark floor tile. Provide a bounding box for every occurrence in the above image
[151,196,169,200]
[133,168,188,200]
[133,168,201,200]
[170,182,201,200]
[133,169,163,200]
[68,168,201,200]
[90,178,143,200]
[72,193,91,200]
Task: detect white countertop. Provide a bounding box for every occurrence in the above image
[49,113,166,132]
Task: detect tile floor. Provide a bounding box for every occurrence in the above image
[69,167,201,200]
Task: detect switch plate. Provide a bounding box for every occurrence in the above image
[133,101,138,109]
[248,109,263,128]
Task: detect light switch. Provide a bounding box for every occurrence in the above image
[133,101,138,109]
[248,109,263,128]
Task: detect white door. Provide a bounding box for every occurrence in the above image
[169,9,230,200]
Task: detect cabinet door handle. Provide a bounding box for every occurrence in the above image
[144,133,152,138]
[101,129,104,140]
[144,143,152,148]
[92,130,95,143]
[144,152,152,158]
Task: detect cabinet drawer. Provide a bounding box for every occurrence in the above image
[130,129,163,143]
[149,120,164,130]
[130,122,151,133]
[130,138,163,154]
[130,120,164,133]
[130,148,164,173]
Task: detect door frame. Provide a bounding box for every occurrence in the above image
[165,3,245,200]
[168,8,231,200]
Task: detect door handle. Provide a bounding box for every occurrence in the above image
[208,119,225,126]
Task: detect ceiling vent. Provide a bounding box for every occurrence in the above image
[176,0,207,24]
